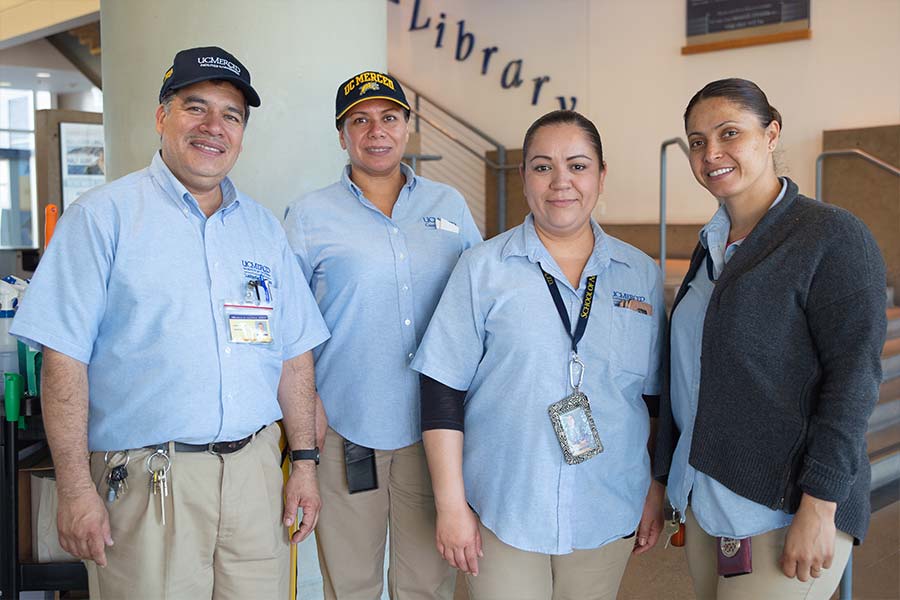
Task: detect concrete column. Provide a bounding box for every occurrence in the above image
[100,0,387,217]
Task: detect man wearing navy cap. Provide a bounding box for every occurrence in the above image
[11,46,329,599]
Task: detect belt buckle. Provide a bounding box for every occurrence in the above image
[206,442,222,456]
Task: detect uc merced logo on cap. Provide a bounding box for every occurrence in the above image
[359,82,380,95]
[163,67,174,83]
[197,56,241,76]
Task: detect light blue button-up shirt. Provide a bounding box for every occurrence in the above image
[668,179,792,538]
[284,164,481,450]
[11,153,330,451]
[412,214,665,554]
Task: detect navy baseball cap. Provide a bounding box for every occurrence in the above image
[335,71,409,122]
[159,46,261,107]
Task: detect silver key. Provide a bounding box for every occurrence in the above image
[158,468,168,525]
[146,449,171,525]
[663,518,680,549]
[104,451,130,503]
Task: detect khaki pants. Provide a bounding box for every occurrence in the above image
[315,427,454,599]
[85,423,289,600]
[684,508,853,600]
[465,523,634,600]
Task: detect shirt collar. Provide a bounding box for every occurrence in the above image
[149,151,239,217]
[501,214,632,271]
[700,177,787,250]
[700,177,787,276]
[339,162,418,201]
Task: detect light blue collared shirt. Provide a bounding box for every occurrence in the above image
[668,178,792,538]
[412,214,665,554]
[284,163,482,450]
[11,153,330,451]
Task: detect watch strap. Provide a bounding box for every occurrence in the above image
[291,448,320,465]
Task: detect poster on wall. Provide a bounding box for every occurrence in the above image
[683,0,811,54]
[59,122,105,210]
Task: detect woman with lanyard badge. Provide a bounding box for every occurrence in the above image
[655,79,886,599]
[284,72,482,599]
[411,110,666,598]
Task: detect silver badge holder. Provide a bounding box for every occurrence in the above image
[548,352,604,465]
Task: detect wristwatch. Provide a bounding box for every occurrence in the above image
[291,448,320,465]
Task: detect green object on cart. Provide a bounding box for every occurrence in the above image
[30,350,42,396]
[4,371,23,422]
[17,340,41,396]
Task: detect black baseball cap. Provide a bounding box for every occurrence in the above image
[159,46,261,107]
[335,71,409,123]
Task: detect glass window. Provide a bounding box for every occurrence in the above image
[35,90,52,111]
[0,89,38,247]
[0,89,34,131]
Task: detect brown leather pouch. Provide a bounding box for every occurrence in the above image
[717,537,752,577]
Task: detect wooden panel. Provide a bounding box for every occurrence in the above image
[34,109,102,250]
[822,125,900,291]
[484,148,525,239]
[682,28,810,55]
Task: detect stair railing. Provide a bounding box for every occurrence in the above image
[659,137,690,281]
[395,76,519,234]
[816,148,900,201]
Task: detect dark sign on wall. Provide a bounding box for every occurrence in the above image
[683,0,811,55]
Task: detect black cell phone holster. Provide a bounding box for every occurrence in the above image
[343,440,378,494]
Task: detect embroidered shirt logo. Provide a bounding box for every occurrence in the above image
[423,217,460,234]
[242,260,272,279]
[611,290,646,303]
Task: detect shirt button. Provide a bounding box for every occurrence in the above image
[399,253,405,260]
[404,319,411,326]
[393,227,399,234]
[182,208,189,216]
[402,285,409,291]
[224,347,232,355]
[408,352,414,360]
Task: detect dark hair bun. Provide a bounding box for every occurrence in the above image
[769,105,783,129]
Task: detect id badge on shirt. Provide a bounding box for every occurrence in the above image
[224,303,273,344]
[547,354,603,465]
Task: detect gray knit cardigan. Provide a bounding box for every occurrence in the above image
[654,178,887,542]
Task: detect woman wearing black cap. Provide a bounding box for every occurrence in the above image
[284,71,482,598]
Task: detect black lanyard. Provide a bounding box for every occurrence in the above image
[539,264,597,354]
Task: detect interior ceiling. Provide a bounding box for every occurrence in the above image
[0,64,94,93]
[0,23,99,93]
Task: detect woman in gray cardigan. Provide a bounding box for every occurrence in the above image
[654,78,886,599]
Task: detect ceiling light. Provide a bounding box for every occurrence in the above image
[36,72,51,78]
[0,82,11,87]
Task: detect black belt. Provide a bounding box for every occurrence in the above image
[148,426,265,455]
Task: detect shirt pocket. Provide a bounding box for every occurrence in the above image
[609,307,653,378]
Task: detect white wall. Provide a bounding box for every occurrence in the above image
[101,0,387,218]
[389,0,900,224]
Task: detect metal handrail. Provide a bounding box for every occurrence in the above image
[659,137,690,281]
[410,111,515,171]
[394,76,505,148]
[816,148,900,201]
[394,75,518,233]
